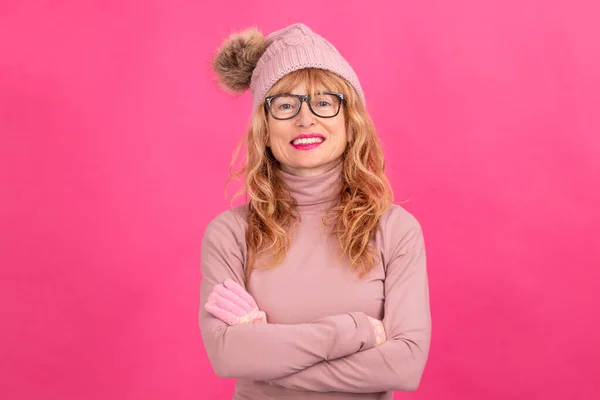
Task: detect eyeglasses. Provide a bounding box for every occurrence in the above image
[265,92,345,120]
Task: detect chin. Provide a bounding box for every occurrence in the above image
[293,159,327,169]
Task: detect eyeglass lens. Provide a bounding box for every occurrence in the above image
[270,94,340,119]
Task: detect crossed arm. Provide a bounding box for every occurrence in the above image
[199,208,431,392]
[198,210,377,381]
[267,219,431,393]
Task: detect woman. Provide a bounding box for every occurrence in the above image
[199,23,431,399]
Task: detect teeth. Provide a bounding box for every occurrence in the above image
[292,137,324,145]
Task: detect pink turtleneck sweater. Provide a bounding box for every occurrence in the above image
[199,162,431,399]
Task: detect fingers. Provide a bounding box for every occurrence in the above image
[223,279,258,309]
[367,315,387,346]
[205,279,262,327]
[207,291,248,317]
[254,310,268,324]
[213,284,255,314]
[205,301,239,325]
[239,309,267,324]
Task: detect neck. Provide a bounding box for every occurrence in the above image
[277,160,344,215]
[279,158,343,177]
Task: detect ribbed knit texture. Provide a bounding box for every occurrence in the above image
[250,23,365,108]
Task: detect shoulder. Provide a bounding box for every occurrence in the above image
[200,205,250,280]
[381,203,423,235]
[378,203,425,255]
[202,204,249,247]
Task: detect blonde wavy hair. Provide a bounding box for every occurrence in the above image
[226,68,394,282]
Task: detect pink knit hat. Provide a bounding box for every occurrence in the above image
[212,23,365,109]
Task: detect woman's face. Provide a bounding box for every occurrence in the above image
[266,83,347,177]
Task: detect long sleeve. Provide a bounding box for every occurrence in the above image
[268,207,431,393]
[198,208,377,381]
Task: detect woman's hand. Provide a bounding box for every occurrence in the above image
[367,316,387,346]
[204,279,267,325]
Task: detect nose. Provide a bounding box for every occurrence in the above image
[295,101,316,128]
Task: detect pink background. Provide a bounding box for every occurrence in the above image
[1,1,599,399]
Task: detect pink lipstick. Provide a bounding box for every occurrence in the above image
[290,133,326,151]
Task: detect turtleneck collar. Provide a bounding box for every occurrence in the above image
[277,160,344,215]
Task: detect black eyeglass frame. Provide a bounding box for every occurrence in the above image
[264,92,345,120]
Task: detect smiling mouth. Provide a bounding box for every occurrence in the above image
[290,137,326,146]
[290,136,325,151]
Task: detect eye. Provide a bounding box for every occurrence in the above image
[271,95,299,112]
[312,93,337,109]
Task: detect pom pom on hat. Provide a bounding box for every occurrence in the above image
[212,23,365,108]
[212,27,267,93]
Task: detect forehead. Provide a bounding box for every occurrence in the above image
[287,82,319,95]
[270,70,344,96]
[276,82,328,96]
